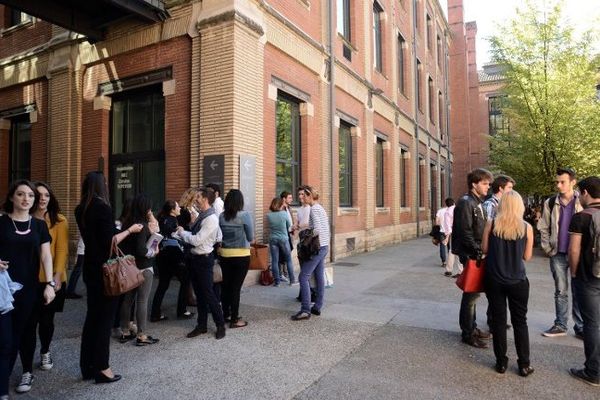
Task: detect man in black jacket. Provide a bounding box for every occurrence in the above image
[452,168,493,348]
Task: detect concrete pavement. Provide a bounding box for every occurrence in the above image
[11,237,598,399]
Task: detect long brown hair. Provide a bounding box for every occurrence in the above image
[79,171,110,223]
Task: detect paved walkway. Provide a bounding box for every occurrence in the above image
[11,238,598,399]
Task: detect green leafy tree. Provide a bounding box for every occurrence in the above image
[488,0,600,196]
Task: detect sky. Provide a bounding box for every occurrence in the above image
[439,0,600,67]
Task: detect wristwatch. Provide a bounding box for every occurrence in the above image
[46,281,56,288]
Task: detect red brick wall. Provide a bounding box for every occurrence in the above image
[0,80,48,198]
[80,36,191,202]
[0,7,53,59]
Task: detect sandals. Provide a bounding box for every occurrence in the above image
[150,315,168,322]
[118,333,136,343]
[229,320,248,329]
[136,336,159,346]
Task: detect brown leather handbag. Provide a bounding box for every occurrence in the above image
[102,240,145,296]
[249,243,269,271]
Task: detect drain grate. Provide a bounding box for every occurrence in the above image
[334,262,360,267]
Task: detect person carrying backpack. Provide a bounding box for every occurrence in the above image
[538,168,584,339]
[567,176,600,387]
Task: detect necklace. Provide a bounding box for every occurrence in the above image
[10,215,32,235]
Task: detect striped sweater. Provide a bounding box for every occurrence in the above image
[309,203,330,248]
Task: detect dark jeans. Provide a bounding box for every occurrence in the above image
[189,254,224,329]
[66,254,84,295]
[459,292,480,339]
[80,277,118,376]
[574,277,600,379]
[485,279,530,368]
[439,238,448,263]
[0,290,35,396]
[151,246,189,318]
[220,256,250,322]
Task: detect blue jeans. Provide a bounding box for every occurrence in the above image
[299,246,328,313]
[573,277,600,379]
[269,238,295,284]
[439,240,448,263]
[550,253,583,332]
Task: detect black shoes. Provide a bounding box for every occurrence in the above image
[518,366,535,377]
[569,368,600,387]
[215,326,226,340]
[177,311,195,320]
[186,326,208,338]
[94,372,122,384]
[495,363,507,374]
[291,311,311,321]
[310,307,321,316]
[150,315,168,322]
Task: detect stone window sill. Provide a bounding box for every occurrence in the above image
[338,207,360,216]
[376,207,390,214]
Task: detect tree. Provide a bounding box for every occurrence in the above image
[488,0,600,196]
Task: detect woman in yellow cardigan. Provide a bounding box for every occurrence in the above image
[16,182,68,393]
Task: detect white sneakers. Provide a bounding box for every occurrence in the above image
[15,372,34,393]
[40,352,53,371]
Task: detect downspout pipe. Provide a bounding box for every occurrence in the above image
[444,32,452,196]
[412,0,420,236]
[327,0,336,261]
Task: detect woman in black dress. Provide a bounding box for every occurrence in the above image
[0,180,55,398]
[75,172,142,384]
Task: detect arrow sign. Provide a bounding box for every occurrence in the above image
[203,155,224,188]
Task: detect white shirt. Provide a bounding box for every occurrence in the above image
[436,207,448,232]
[178,214,220,255]
[213,197,224,216]
[442,205,455,235]
[296,205,311,232]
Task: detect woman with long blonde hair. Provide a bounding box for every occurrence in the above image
[481,190,534,377]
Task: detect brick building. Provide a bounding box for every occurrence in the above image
[0,0,458,262]
[447,0,489,199]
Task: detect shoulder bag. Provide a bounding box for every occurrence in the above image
[102,239,145,296]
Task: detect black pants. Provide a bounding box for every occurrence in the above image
[20,286,62,372]
[220,256,250,322]
[485,279,530,368]
[189,254,224,329]
[80,276,118,376]
[66,254,83,295]
[0,290,35,396]
[151,246,188,318]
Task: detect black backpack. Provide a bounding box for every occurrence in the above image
[297,229,320,262]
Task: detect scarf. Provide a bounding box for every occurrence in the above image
[190,207,215,235]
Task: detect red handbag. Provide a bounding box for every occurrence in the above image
[455,258,485,293]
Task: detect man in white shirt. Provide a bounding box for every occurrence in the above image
[435,198,454,272]
[442,201,462,277]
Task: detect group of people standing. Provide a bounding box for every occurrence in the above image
[445,167,599,387]
[0,172,331,397]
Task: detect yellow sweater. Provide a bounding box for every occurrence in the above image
[38,214,69,283]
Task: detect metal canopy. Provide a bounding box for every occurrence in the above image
[1,0,169,42]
